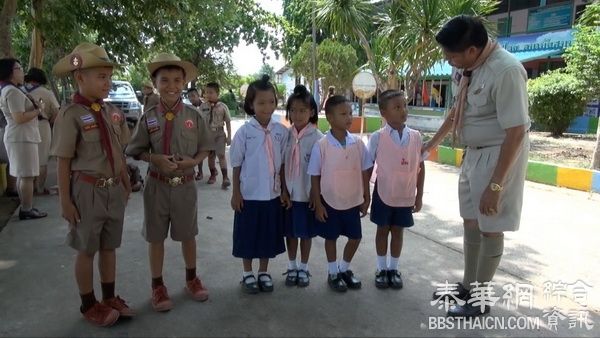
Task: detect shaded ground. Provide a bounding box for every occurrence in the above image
[0,196,18,232]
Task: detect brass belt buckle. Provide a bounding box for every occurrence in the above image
[168,176,183,187]
[96,178,107,188]
[105,178,115,187]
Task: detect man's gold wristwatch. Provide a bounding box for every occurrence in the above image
[489,182,503,192]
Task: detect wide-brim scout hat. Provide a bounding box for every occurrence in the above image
[52,42,120,76]
[147,53,198,84]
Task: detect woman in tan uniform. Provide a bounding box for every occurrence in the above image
[0,58,47,219]
[24,67,60,195]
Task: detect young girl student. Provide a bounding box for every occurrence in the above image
[368,90,425,290]
[307,95,372,293]
[230,75,288,294]
[281,85,323,287]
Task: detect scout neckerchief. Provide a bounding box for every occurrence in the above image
[72,92,115,176]
[287,123,315,180]
[208,100,218,125]
[24,83,41,93]
[450,39,498,146]
[158,98,183,155]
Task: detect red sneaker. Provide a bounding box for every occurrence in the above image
[82,302,120,327]
[151,285,174,312]
[185,277,209,302]
[102,296,136,317]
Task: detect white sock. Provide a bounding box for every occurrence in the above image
[377,255,387,271]
[388,256,399,271]
[288,260,298,270]
[298,262,308,271]
[242,270,254,281]
[257,270,270,282]
[327,261,338,275]
[339,260,350,273]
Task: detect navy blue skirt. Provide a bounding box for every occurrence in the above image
[370,183,414,228]
[284,201,317,239]
[232,198,286,259]
[316,198,362,240]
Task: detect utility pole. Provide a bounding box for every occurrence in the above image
[311,0,320,107]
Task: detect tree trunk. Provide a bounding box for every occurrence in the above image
[592,122,600,170]
[28,0,45,68]
[0,0,18,58]
[356,29,386,92]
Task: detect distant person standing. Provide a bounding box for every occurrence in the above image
[142,81,160,112]
[320,86,335,112]
[0,58,46,219]
[24,67,60,195]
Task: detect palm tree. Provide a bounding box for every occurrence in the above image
[316,0,499,95]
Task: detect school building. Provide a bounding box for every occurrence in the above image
[415,0,599,124]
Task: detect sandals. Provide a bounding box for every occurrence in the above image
[297,270,311,287]
[283,269,298,286]
[257,273,274,292]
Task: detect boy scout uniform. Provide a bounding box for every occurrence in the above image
[50,43,130,254]
[126,102,212,242]
[452,47,530,232]
[199,101,230,156]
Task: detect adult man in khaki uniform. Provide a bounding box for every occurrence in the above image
[51,43,134,326]
[126,53,213,312]
[425,15,530,317]
[200,82,231,188]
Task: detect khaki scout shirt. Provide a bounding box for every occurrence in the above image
[50,103,130,178]
[451,47,531,147]
[143,93,160,112]
[27,86,60,120]
[0,85,40,143]
[125,103,213,176]
[199,101,230,130]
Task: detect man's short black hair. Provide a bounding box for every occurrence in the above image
[435,15,488,53]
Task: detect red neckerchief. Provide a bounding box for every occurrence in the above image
[72,92,115,176]
[157,98,183,155]
[208,100,218,125]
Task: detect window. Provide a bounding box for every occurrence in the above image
[497,17,512,36]
[546,0,571,5]
[510,0,541,11]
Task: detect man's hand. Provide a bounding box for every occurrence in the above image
[152,154,178,174]
[479,186,500,216]
[61,200,80,229]
[173,154,198,171]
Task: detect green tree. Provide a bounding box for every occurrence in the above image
[256,63,276,81]
[564,0,600,169]
[528,70,587,137]
[316,0,498,95]
[291,39,358,93]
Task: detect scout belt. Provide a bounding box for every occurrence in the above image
[149,171,194,187]
[75,172,121,188]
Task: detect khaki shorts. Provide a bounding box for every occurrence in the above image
[142,175,198,242]
[38,119,51,166]
[6,142,39,178]
[211,128,226,157]
[458,136,529,232]
[66,178,127,254]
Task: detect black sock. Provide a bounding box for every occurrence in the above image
[221,168,228,179]
[101,282,115,300]
[186,268,196,282]
[80,291,97,313]
[152,276,164,289]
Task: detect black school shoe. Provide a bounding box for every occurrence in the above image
[447,298,491,317]
[387,270,403,289]
[431,282,469,301]
[19,208,47,220]
[241,275,259,294]
[283,269,298,286]
[257,273,274,292]
[327,273,347,292]
[297,270,311,287]
[340,270,362,289]
[375,270,389,289]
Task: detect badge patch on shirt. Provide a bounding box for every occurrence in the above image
[401,158,409,166]
[273,132,283,142]
[184,119,194,129]
[304,153,311,163]
[80,114,95,124]
[83,123,99,131]
[453,72,462,85]
[147,117,160,134]
[111,112,122,123]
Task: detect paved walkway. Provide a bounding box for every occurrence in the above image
[0,117,598,337]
